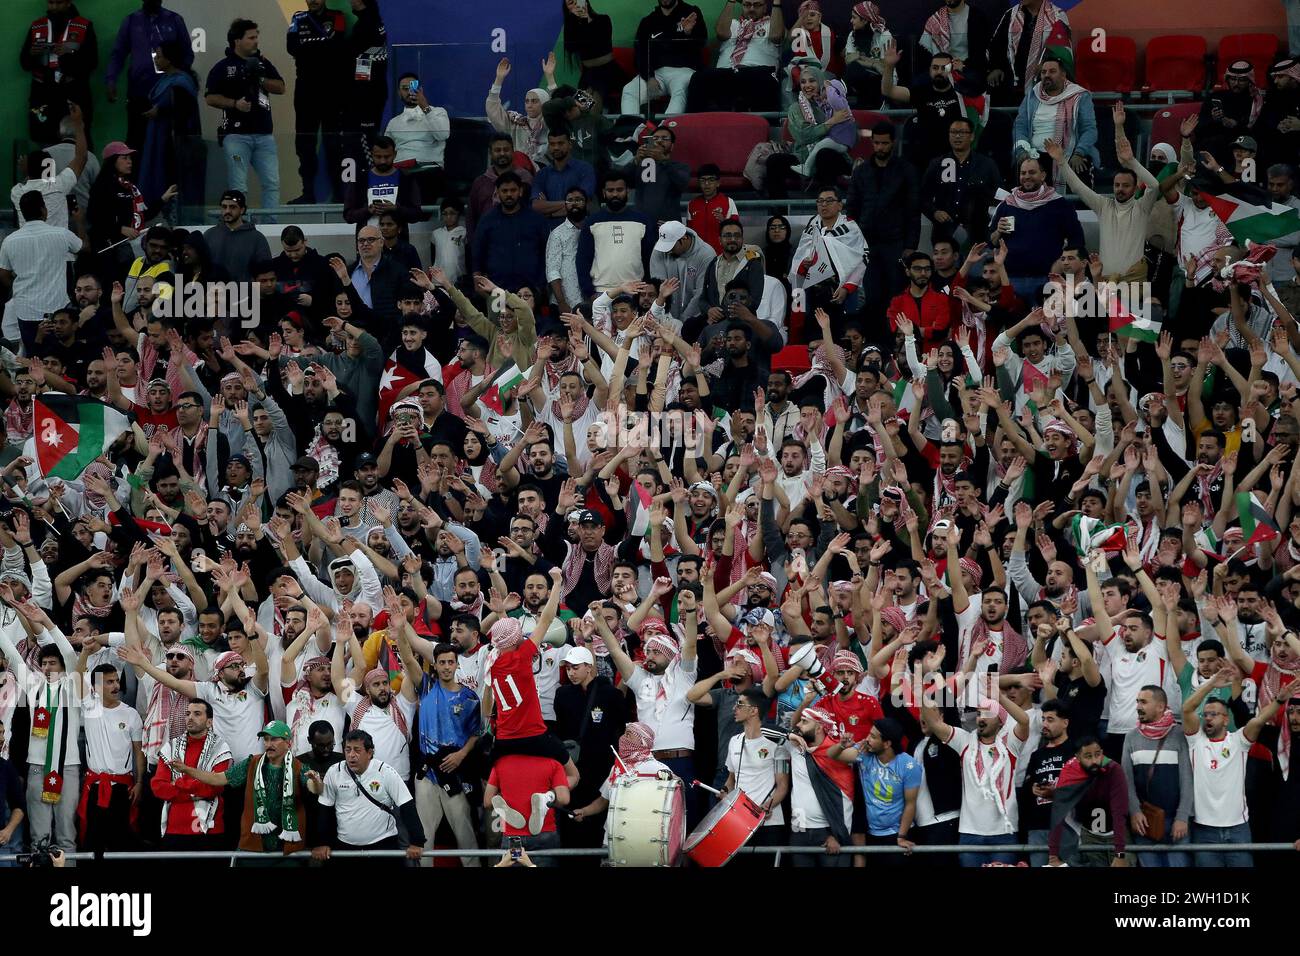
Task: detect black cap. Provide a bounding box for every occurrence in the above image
[575,509,604,526]
[355,452,378,468]
[220,189,247,208]
[291,456,319,472]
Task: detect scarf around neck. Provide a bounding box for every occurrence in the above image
[250,753,302,842]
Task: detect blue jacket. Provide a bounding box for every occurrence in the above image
[1012,86,1100,171]
[988,196,1085,279]
[471,205,550,293]
[105,7,193,100]
[533,159,597,232]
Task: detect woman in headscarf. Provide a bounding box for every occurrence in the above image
[841,2,895,109]
[486,54,558,171]
[768,66,856,197]
[140,41,202,215]
[784,0,836,104]
[762,215,794,289]
[560,0,627,106]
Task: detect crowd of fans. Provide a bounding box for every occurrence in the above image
[0,0,1298,869]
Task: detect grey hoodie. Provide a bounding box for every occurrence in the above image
[649,228,715,326]
[203,219,272,282]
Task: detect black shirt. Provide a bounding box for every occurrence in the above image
[205,49,284,138]
[1023,741,1073,830]
[1054,672,1107,741]
[554,676,627,803]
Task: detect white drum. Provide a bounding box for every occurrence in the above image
[606,772,686,867]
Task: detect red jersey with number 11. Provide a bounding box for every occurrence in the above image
[490,641,546,740]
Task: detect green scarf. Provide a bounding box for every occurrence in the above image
[250,756,301,842]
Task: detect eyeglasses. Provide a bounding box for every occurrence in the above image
[357,237,380,244]
[815,197,841,205]
[165,653,187,660]
[176,403,200,411]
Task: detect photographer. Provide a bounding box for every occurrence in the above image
[204,18,285,212]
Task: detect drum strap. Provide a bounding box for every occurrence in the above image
[735,734,778,806]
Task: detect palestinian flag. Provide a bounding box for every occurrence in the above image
[1048,755,1118,851]
[1198,191,1300,246]
[1022,361,1049,394]
[1044,19,1073,78]
[962,91,990,147]
[1106,287,1160,343]
[1068,514,1128,554]
[377,359,423,434]
[1236,491,1280,547]
[628,479,653,537]
[26,394,131,481]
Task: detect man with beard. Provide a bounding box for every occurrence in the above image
[1121,684,1193,867]
[343,136,423,231]
[500,422,567,505]
[123,643,270,763]
[922,690,1031,867]
[532,130,596,234]
[278,618,342,758]
[494,515,554,595]
[990,156,1086,300]
[784,705,855,866]
[881,46,971,168]
[350,224,405,318]
[1008,505,1078,621]
[888,253,957,354]
[1197,60,1268,161]
[448,614,488,696]
[757,375,798,451]
[828,716,920,863]
[577,170,656,301]
[814,650,883,744]
[1045,737,1130,866]
[1013,57,1097,187]
[472,171,548,295]
[1023,698,1074,866]
[540,500,626,617]
[708,322,768,414]
[337,614,419,780]
[546,186,589,314]
[1098,608,1173,762]
[421,526,484,615]
[467,133,530,245]
[700,219,765,327]
[204,190,272,283]
[150,700,232,854]
[1168,430,1228,520]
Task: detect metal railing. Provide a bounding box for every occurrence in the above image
[3,842,1294,864]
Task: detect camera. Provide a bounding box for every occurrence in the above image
[18,836,56,868]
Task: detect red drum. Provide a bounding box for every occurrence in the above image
[683,788,765,867]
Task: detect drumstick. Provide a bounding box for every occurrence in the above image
[692,780,722,796]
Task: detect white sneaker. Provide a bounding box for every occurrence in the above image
[491,795,526,830]
[528,791,555,835]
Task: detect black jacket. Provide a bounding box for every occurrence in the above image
[845,155,921,247]
[633,1,707,77]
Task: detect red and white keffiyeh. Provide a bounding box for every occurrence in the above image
[1005,1,1068,91]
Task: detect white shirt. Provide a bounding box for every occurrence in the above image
[83,699,142,774]
[282,683,344,756]
[195,679,269,762]
[626,657,699,751]
[10,168,79,229]
[726,731,786,825]
[756,274,788,340]
[455,644,489,696]
[1029,100,1059,153]
[343,690,416,780]
[1173,194,1227,263]
[0,220,83,329]
[598,759,670,844]
[432,224,466,286]
[1100,634,1171,736]
[384,104,450,166]
[319,758,413,846]
[946,725,1026,835]
[545,218,584,309]
[716,17,780,68]
[1187,727,1250,827]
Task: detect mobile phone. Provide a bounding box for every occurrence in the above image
[409,79,420,93]
[508,836,523,861]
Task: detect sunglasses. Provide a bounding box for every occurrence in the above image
[165,653,187,660]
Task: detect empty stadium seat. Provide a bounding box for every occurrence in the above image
[611,46,636,79]
[1216,33,1282,87]
[660,112,771,191]
[1143,35,1208,92]
[1148,102,1200,153]
[1076,35,1137,94]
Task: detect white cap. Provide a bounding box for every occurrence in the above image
[653,221,688,253]
[563,645,594,666]
[748,609,777,630]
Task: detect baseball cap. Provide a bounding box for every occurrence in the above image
[257,720,292,740]
[1232,135,1258,152]
[747,609,777,630]
[355,452,378,468]
[575,509,604,526]
[291,456,319,471]
[563,645,594,667]
[220,189,248,207]
[653,221,688,253]
[101,141,135,160]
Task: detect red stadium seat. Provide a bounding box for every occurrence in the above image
[849,110,889,161]
[1075,35,1137,94]
[660,112,771,191]
[611,46,636,78]
[770,344,812,376]
[1143,35,1207,92]
[1217,33,1283,87]
[1148,102,1200,152]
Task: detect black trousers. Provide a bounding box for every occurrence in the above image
[124,96,152,151]
[293,87,345,202]
[790,827,852,867]
[911,816,959,866]
[687,66,780,113]
[82,783,134,862]
[160,832,226,866]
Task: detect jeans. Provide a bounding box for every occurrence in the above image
[621,66,695,115]
[1026,826,1078,867]
[1009,274,1048,305]
[0,825,20,867]
[958,831,1018,868]
[520,829,561,867]
[221,133,281,212]
[1134,830,1191,868]
[1191,821,1253,868]
[26,764,80,863]
[658,754,704,831]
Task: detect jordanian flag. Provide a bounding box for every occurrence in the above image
[1044,19,1074,79]
[1068,514,1128,554]
[27,395,131,481]
[628,479,653,537]
[1199,191,1300,246]
[1236,491,1280,547]
[482,362,530,415]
